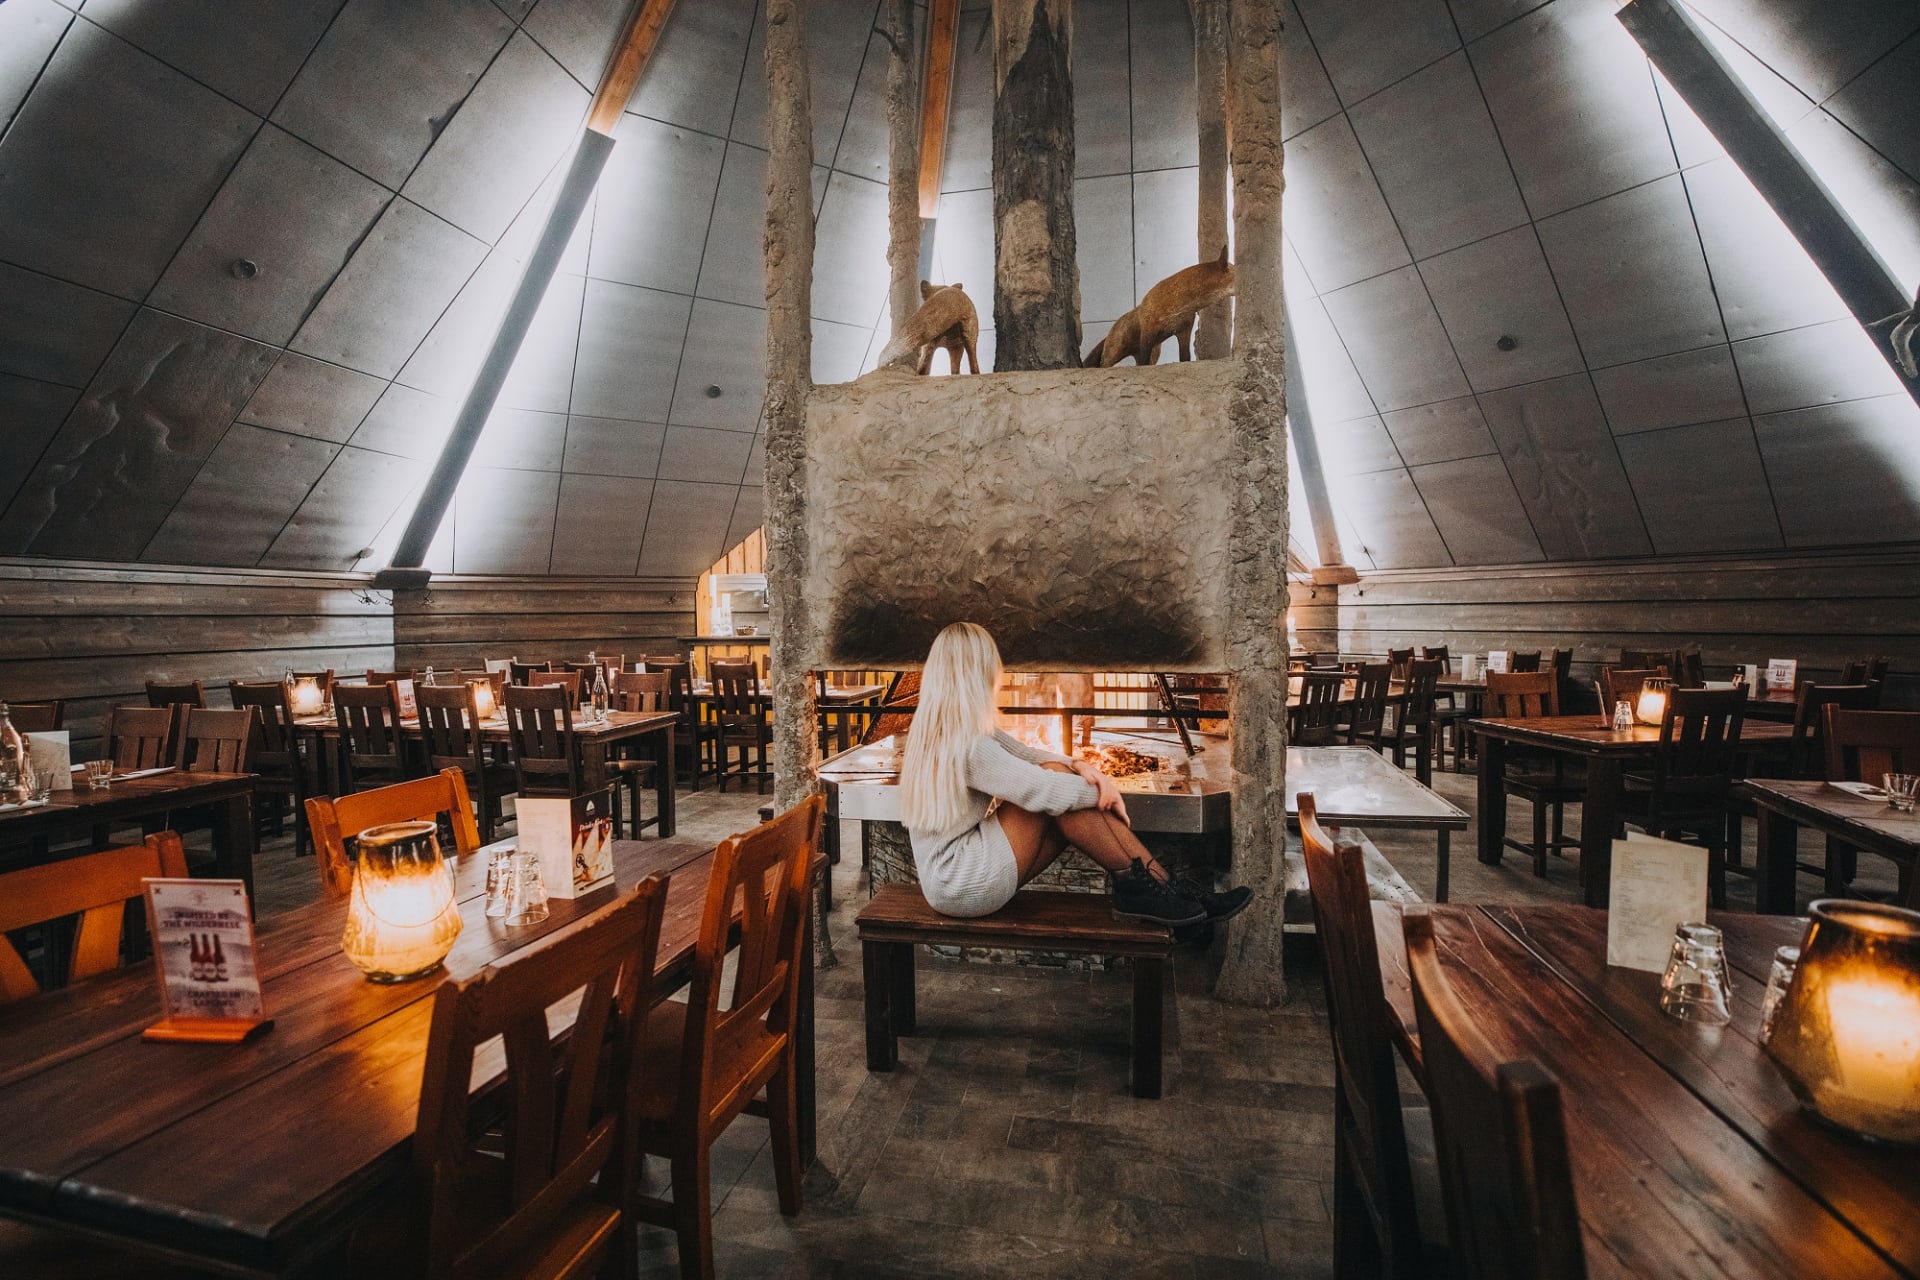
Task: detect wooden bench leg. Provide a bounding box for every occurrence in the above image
[887,942,916,1036]
[1131,957,1165,1099]
[862,940,897,1071]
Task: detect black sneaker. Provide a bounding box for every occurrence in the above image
[1110,858,1207,926]
[1176,875,1253,923]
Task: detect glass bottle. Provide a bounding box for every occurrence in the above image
[592,665,610,721]
[423,665,436,687]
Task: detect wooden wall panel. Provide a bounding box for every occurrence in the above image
[391,576,699,672]
[0,559,394,752]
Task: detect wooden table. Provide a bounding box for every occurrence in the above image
[296,708,678,838]
[1371,903,1919,1279]
[1742,778,1919,913]
[0,836,815,1276]
[1471,715,1793,907]
[691,683,889,754]
[1740,685,1800,721]
[0,770,257,897]
[1286,746,1467,901]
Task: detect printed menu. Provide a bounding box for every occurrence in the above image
[1606,835,1709,973]
[143,879,266,1025]
[518,786,617,899]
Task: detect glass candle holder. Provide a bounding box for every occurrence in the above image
[1635,676,1672,726]
[342,820,463,982]
[288,676,325,716]
[1764,900,1920,1144]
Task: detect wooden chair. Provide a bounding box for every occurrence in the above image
[1823,708,1920,904]
[1291,671,1346,747]
[630,796,823,1279]
[1485,672,1580,877]
[306,769,481,900]
[1620,687,1748,907]
[711,661,771,794]
[1386,647,1416,680]
[230,681,312,858]
[1388,660,1442,785]
[0,833,187,1003]
[365,670,415,687]
[1342,662,1393,751]
[1675,650,1705,689]
[563,660,608,688]
[650,660,717,790]
[105,705,179,771]
[144,679,206,710]
[1422,646,1474,772]
[1617,648,1675,674]
[1599,666,1663,711]
[6,700,65,732]
[1308,651,1341,668]
[1300,796,1443,1280]
[1725,681,1873,871]
[333,682,413,792]
[1403,910,1588,1280]
[1548,648,1575,712]
[506,684,584,798]
[508,659,551,685]
[529,670,584,703]
[179,707,255,774]
[1508,651,1542,673]
[612,671,669,713]
[388,879,667,1280]
[417,684,516,844]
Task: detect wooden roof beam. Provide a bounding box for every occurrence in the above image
[914,0,960,278]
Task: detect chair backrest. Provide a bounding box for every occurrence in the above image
[1839,660,1867,684]
[306,769,481,899]
[106,705,178,770]
[0,833,189,1003]
[1386,646,1415,677]
[1419,645,1453,675]
[413,878,666,1280]
[506,684,580,795]
[290,670,336,702]
[649,660,697,716]
[180,707,256,774]
[229,681,299,769]
[1291,671,1346,746]
[1299,795,1424,1275]
[6,700,65,732]
[1307,651,1341,669]
[1647,687,1747,815]
[1617,648,1674,674]
[334,682,408,772]
[509,659,551,685]
[1787,683,1878,777]
[529,670,583,702]
[145,679,206,710]
[1346,662,1393,743]
[1599,667,1662,710]
[678,796,823,1131]
[1864,655,1891,684]
[1485,671,1558,719]
[1398,659,1442,727]
[1675,650,1705,689]
[1509,650,1542,673]
[1404,910,1588,1280]
[711,661,761,720]
[417,683,485,773]
[365,670,415,687]
[612,671,669,714]
[1823,708,1920,784]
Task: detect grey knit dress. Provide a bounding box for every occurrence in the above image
[905,730,1099,917]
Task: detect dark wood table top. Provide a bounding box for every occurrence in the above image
[1740,778,1920,857]
[0,836,716,1275]
[1370,903,1918,1279]
[0,769,255,832]
[1470,714,1794,753]
[293,708,676,740]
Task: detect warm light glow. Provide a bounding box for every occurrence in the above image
[1824,976,1920,1112]
[341,822,462,983]
[1636,680,1670,726]
[471,680,498,720]
[289,677,324,716]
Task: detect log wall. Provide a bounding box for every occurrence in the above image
[391,576,698,673]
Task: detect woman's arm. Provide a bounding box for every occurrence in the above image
[968,735,1099,815]
[992,729,1076,767]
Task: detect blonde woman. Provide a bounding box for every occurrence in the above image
[899,622,1251,925]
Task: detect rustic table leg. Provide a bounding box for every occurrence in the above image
[1477,733,1507,865]
[652,726,676,837]
[219,792,258,909]
[1131,957,1165,1099]
[1435,829,1450,903]
[798,881,817,1167]
[1754,807,1800,914]
[887,941,916,1035]
[1580,755,1621,908]
[862,940,896,1071]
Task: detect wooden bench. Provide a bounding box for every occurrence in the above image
[854,884,1175,1098]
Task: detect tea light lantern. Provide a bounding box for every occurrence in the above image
[288,675,325,716]
[1764,900,1920,1144]
[341,820,463,983]
[470,678,498,720]
[1635,676,1671,725]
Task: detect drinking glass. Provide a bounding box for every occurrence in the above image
[1884,773,1918,813]
[84,759,113,791]
[1660,922,1733,1026]
[505,852,550,926]
[25,760,50,804]
[1612,701,1634,732]
[484,850,514,918]
[1758,944,1800,1047]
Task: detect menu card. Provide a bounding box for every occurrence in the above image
[142,878,272,1043]
[518,786,616,899]
[394,678,418,719]
[1485,650,1511,674]
[1606,835,1708,973]
[26,732,71,791]
[1765,658,1797,691]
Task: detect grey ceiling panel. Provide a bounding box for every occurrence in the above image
[1409,453,1545,564]
[936,9,992,193]
[548,472,652,574]
[83,0,343,117]
[1330,467,1451,568]
[626,0,754,134]
[812,171,890,328]
[1447,0,1550,45]
[1650,69,1723,169]
[833,27,892,185]
[291,199,487,378]
[0,262,134,389]
[927,188,993,314]
[724,484,764,553]
[1292,0,1458,105]
[522,0,629,90]
[1075,6,1132,178]
[1076,175,1135,324]
[1417,226,1583,391]
[239,352,385,443]
[1591,345,1746,436]
[1280,0,1342,139]
[1732,319,1909,416]
[1129,0,1198,172]
[1281,115,1410,293]
[350,383,456,460]
[571,275,690,422]
[452,465,559,573]
[1348,52,1529,261]
[1683,0,1920,104]
[1479,372,1652,559]
[656,424,755,484]
[667,299,768,430]
[1615,418,1780,554]
[743,434,766,487]
[1785,108,1920,289]
[729,0,876,161]
[695,142,769,308]
[498,272,584,415]
[1468,0,1674,218]
[260,444,419,569]
[142,425,339,566]
[0,311,276,560]
[1682,158,1848,341]
[0,0,69,134]
[1320,266,1469,412]
[402,32,587,244]
[494,0,538,22]
[814,318,875,384]
[271,0,513,192]
[590,115,726,295]
[1319,415,1404,478]
[1826,32,1920,186]
[1535,174,1724,369]
[1755,394,1920,547]
[1131,166,1204,308]
[0,374,77,515]
[636,478,738,577]
[471,407,567,472]
[563,416,666,478]
[1382,395,1498,467]
[0,21,256,300]
[149,126,392,347]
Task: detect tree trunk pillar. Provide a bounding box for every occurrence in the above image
[1193,0,1233,359]
[885,0,922,338]
[991,0,1078,370]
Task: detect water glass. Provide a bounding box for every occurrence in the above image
[1612,701,1635,732]
[84,759,113,791]
[483,850,514,918]
[25,762,50,804]
[1884,773,1918,813]
[1758,944,1800,1047]
[505,852,550,926]
[1660,922,1733,1026]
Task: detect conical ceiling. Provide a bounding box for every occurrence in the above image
[1,0,1916,579]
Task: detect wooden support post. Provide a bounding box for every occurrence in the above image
[1283,305,1360,584]
[886,0,922,339]
[916,0,961,279]
[1215,0,1290,1009]
[991,0,1078,371]
[1193,0,1232,360]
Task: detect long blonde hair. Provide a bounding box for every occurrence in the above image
[899,622,1003,835]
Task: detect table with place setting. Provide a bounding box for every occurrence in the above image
[0,766,257,894]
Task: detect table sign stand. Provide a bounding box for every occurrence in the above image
[1606,834,1709,972]
[517,786,617,899]
[140,878,272,1044]
[26,732,71,791]
[1765,658,1797,692]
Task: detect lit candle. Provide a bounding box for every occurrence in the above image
[341,821,463,982]
[289,676,324,716]
[1823,975,1920,1113]
[471,679,498,720]
[1635,679,1668,725]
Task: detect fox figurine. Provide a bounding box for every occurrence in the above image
[876,281,981,375]
[1083,246,1235,368]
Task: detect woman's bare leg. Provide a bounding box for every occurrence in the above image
[996,802,1070,883]
[1054,807,1173,880]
